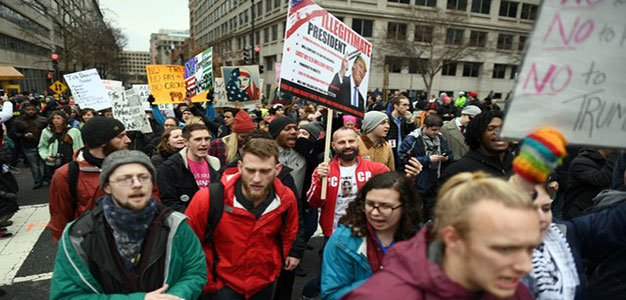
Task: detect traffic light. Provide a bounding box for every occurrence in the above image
[243,46,251,65]
[51,53,59,81]
[259,65,264,74]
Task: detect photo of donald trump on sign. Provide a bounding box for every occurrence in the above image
[328,53,367,111]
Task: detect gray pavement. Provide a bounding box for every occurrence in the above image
[0,167,322,300]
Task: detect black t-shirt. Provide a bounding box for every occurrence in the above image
[234,181,275,219]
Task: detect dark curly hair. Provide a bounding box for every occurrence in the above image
[464,110,504,150]
[339,172,422,241]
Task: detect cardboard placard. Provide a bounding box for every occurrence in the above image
[184,47,213,102]
[146,65,186,104]
[501,0,626,147]
[111,88,152,133]
[63,69,111,111]
[279,0,372,118]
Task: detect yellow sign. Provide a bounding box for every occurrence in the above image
[49,80,67,94]
[146,65,186,104]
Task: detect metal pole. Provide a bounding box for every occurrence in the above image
[250,0,255,64]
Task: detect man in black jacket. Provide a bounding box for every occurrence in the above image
[439,110,513,185]
[157,124,221,212]
[11,102,47,188]
[563,148,614,219]
[386,95,417,171]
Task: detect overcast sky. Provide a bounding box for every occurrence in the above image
[100,0,190,52]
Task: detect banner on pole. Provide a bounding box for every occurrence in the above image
[501,0,626,147]
[146,65,186,104]
[184,47,213,102]
[279,0,372,118]
[63,69,111,111]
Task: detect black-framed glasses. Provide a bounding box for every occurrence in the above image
[109,174,151,187]
[362,202,403,216]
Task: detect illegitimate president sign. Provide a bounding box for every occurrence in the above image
[279,0,372,118]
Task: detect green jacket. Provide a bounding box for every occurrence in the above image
[454,96,467,108]
[49,207,207,300]
[38,127,84,166]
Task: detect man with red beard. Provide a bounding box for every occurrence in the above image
[49,116,148,242]
[439,110,514,184]
[185,138,298,299]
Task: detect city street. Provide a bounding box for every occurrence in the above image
[0,167,323,300]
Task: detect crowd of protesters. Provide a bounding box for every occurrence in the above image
[0,88,624,300]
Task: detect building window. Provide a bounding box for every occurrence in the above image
[416,0,437,7]
[274,0,280,9]
[255,31,260,44]
[414,25,433,43]
[387,23,407,40]
[265,55,277,70]
[463,62,481,77]
[272,24,278,40]
[445,28,464,45]
[388,0,410,4]
[497,34,513,50]
[385,56,403,73]
[469,31,487,47]
[471,0,491,14]
[257,2,262,17]
[521,3,537,20]
[442,61,457,76]
[499,1,518,18]
[352,19,373,37]
[447,0,467,11]
[408,58,427,74]
[264,27,269,43]
[492,63,506,78]
[510,65,517,79]
[266,0,272,12]
[518,35,527,51]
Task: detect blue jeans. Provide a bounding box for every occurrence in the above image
[23,148,43,185]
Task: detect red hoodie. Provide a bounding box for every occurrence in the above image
[342,227,535,300]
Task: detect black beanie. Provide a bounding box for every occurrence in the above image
[81,116,125,149]
[269,116,296,139]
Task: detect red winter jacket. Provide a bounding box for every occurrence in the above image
[306,155,389,237]
[342,227,535,300]
[49,149,160,242]
[185,168,299,297]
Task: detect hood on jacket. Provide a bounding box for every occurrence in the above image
[591,189,626,211]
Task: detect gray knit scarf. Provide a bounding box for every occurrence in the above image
[101,196,157,271]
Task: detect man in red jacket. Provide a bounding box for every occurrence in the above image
[307,127,390,238]
[343,173,541,300]
[185,138,298,299]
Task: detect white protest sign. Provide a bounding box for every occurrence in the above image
[111,88,152,133]
[63,69,111,111]
[279,0,372,118]
[132,84,152,111]
[213,78,228,106]
[102,79,123,91]
[501,0,626,147]
[157,103,176,118]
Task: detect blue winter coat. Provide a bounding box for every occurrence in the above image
[321,224,373,300]
[398,129,452,195]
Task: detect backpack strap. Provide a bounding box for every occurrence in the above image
[68,161,79,211]
[204,182,224,283]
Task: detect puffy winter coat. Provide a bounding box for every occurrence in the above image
[184,170,299,298]
[50,200,207,300]
[321,224,372,300]
[306,155,389,237]
[157,147,220,213]
[48,149,160,242]
[342,227,535,300]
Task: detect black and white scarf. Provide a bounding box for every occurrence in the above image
[526,223,579,300]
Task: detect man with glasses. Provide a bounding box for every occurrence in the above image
[49,117,159,242]
[386,96,416,171]
[50,150,207,300]
[441,105,481,162]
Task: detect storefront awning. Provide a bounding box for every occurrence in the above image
[0,66,24,80]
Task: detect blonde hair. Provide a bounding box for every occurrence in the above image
[434,172,533,239]
[186,116,204,126]
[225,133,239,163]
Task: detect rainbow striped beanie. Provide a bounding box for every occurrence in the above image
[513,128,568,184]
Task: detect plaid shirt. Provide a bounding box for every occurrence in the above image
[209,138,228,165]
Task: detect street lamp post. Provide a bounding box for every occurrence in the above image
[250,0,255,65]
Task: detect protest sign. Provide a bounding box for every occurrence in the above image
[132,84,152,111]
[157,103,176,118]
[218,66,261,107]
[279,0,372,118]
[102,80,122,91]
[184,47,213,102]
[146,65,186,104]
[63,69,111,111]
[274,62,281,85]
[501,0,626,147]
[213,78,228,105]
[111,88,152,133]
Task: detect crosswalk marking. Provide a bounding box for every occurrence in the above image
[12,272,53,283]
[0,204,50,286]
